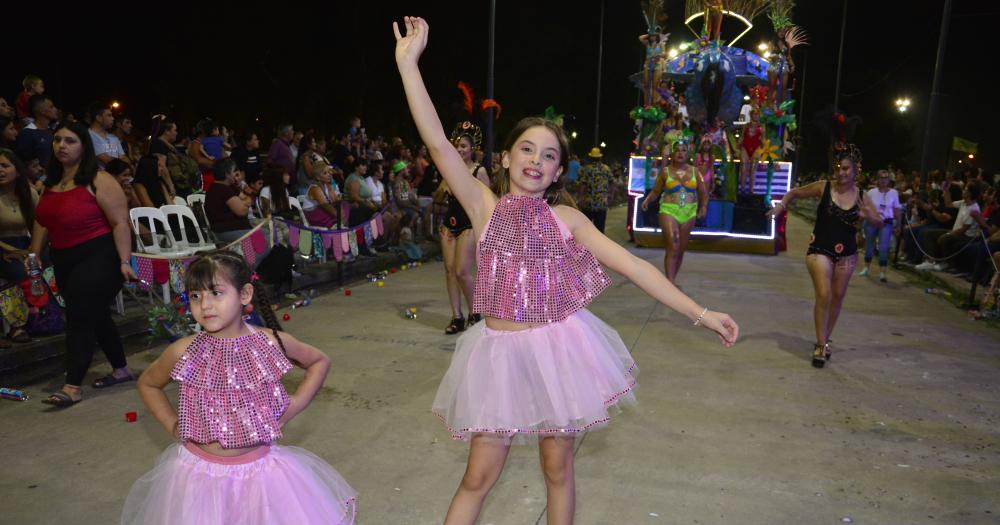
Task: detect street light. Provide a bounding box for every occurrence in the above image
[968,154,975,159]
[600,141,607,148]
[110,101,120,110]
[743,95,751,101]
[894,97,911,113]
[758,42,769,52]
[571,131,578,139]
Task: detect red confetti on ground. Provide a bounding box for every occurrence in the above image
[389,268,398,274]
[125,412,137,422]
[345,289,352,296]
[282,313,291,321]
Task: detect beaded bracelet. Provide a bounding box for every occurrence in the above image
[692,307,709,326]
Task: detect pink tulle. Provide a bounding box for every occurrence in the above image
[432,309,638,445]
[121,444,356,525]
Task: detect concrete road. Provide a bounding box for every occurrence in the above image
[1,207,998,525]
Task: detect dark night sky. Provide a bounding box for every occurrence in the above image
[4,1,994,176]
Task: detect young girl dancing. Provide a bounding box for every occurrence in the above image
[122,251,356,524]
[394,17,739,524]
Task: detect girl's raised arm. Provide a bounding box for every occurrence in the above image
[394,16,493,223]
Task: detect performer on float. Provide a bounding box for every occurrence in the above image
[641,136,708,282]
[638,31,669,106]
[394,17,737,524]
[739,107,763,194]
[435,121,490,334]
[766,147,882,368]
[122,251,357,524]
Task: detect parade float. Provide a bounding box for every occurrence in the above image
[627,0,806,254]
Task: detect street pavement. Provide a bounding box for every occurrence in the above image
[1,206,998,525]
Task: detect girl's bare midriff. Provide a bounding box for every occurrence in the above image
[192,441,265,458]
[484,316,547,332]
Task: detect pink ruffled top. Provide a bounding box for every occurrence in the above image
[473,194,611,323]
[171,328,293,449]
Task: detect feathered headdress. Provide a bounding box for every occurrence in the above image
[782,26,809,49]
[450,121,483,149]
[768,0,795,31]
[641,0,668,34]
[457,81,502,119]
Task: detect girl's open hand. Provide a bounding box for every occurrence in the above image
[698,310,739,348]
[393,16,429,67]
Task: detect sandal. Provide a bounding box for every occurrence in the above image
[444,316,466,335]
[467,313,482,327]
[42,391,82,408]
[92,372,135,389]
[8,327,31,344]
[811,343,828,368]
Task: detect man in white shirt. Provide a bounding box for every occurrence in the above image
[88,105,126,168]
[916,183,983,272]
[861,170,902,282]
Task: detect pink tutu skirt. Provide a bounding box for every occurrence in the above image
[432,309,638,444]
[121,443,357,525]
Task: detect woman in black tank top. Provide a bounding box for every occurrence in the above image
[767,149,883,368]
[435,122,491,334]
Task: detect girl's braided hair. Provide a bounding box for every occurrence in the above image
[183,250,287,355]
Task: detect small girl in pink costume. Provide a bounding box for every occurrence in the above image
[122,251,356,525]
[395,17,740,524]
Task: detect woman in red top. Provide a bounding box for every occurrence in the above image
[29,121,138,407]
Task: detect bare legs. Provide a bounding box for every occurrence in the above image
[539,437,576,525]
[805,253,856,346]
[441,228,476,320]
[658,213,695,282]
[739,150,755,194]
[444,435,576,525]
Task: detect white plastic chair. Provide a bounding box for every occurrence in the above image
[186,193,205,208]
[287,196,310,227]
[160,205,212,251]
[185,192,211,232]
[173,195,187,206]
[129,207,195,256]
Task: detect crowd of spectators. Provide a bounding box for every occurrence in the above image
[1,73,639,349]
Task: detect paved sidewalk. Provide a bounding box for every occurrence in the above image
[1,206,997,524]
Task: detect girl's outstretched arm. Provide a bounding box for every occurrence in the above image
[137,335,196,437]
[558,206,739,347]
[269,331,330,427]
[393,16,493,224]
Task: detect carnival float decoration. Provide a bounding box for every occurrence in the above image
[629,0,807,253]
[633,0,806,199]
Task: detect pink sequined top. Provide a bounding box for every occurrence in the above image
[171,328,293,449]
[473,194,611,323]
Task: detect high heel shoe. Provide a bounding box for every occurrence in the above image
[811,343,827,368]
[824,340,832,361]
[444,316,466,335]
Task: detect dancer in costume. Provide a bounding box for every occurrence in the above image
[695,134,716,196]
[394,17,738,524]
[766,147,882,368]
[434,121,490,334]
[638,32,669,106]
[739,108,763,194]
[640,139,708,283]
[122,251,356,524]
